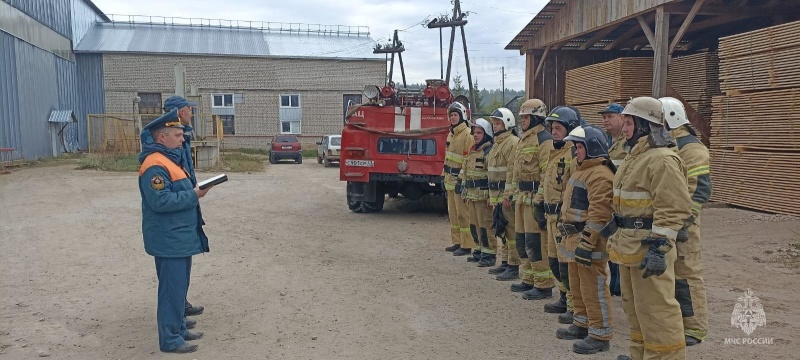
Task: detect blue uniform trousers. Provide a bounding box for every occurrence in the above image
[155,256,191,351]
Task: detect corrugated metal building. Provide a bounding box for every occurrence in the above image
[74,17,386,149]
[0,0,107,160]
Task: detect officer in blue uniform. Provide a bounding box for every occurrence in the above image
[162,96,205,317]
[139,109,211,353]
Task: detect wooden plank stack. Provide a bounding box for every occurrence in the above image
[711,20,800,216]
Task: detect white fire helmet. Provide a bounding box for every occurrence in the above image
[448,101,468,122]
[472,118,494,138]
[621,97,664,124]
[659,97,689,129]
[490,107,516,130]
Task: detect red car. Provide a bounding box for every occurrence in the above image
[269,135,303,164]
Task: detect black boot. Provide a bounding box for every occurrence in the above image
[477,254,496,267]
[544,291,568,313]
[522,287,553,300]
[558,310,574,324]
[685,335,702,346]
[573,337,610,355]
[467,250,483,262]
[488,261,508,275]
[616,356,632,360]
[510,282,534,292]
[453,247,471,256]
[445,244,461,252]
[496,265,519,281]
[556,324,588,340]
[184,301,204,317]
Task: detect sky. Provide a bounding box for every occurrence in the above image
[90,0,549,91]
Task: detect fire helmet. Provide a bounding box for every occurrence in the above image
[448,102,468,122]
[545,106,581,133]
[621,97,664,125]
[659,97,689,130]
[564,125,610,159]
[518,99,548,118]
[472,118,494,138]
[490,107,516,130]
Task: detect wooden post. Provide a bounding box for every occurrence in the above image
[534,45,551,82]
[525,50,536,99]
[652,7,670,98]
[670,0,705,55]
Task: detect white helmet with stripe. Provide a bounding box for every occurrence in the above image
[490,107,516,130]
[472,118,494,138]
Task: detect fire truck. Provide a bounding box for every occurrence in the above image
[340,80,456,213]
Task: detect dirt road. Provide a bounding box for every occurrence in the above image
[1,162,798,359]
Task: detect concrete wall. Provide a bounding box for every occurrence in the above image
[101,53,385,149]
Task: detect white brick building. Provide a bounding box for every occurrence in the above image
[75,17,386,149]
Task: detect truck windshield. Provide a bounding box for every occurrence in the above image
[330,137,341,146]
[377,138,436,155]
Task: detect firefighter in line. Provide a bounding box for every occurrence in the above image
[554,125,615,355]
[660,97,712,347]
[539,106,580,319]
[443,102,476,256]
[485,108,521,279]
[607,97,692,360]
[508,99,556,300]
[599,103,627,297]
[459,118,496,266]
[163,96,206,322]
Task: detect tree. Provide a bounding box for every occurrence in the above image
[451,74,466,97]
[472,80,484,114]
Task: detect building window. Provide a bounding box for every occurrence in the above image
[213,115,235,135]
[212,93,234,108]
[138,93,162,114]
[279,94,301,134]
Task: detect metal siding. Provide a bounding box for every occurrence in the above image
[55,57,81,153]
[0,31,21,154]
[70,0,102,45]
[6,0,72,39]
[15,38,60,159]
[75,53,104,150]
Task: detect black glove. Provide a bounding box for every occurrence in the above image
[676,216,695,242]
[533,201,547,230]
[454,180,463,194]
[639,237,672,278]
[574,239,594,267]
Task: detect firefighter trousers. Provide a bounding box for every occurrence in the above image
[468,200,495,254]
[446,190,472,249]
[675,222,708,341]
[547,214,571,309]
[495,205,518,265]
[515,200,555,289]
[569,261,613,341]
[619,248,686,360]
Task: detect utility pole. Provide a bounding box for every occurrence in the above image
[427,0,475,112]
[501,66,505,104]
[373,30,407,88]
[439,28,444,79]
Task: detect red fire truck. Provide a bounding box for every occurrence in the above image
[340,80,458,213]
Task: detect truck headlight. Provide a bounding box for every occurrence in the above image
[363,85,380,100]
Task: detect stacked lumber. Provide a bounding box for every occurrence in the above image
[565,58,652,105]
[711,20,800,216]
[669,52,720,125]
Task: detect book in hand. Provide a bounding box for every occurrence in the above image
[199,174,227,190]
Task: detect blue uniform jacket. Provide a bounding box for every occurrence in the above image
[139,130,209,257]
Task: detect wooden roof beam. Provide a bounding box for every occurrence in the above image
[577,23,619,50]
[663,3,779,16]
[605,14,654,50]
[638,15,657,48]
[669,0,706,55]
[620,13,750,50]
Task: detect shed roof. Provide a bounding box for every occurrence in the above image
[48,110,77,123]
[74,21,383,61]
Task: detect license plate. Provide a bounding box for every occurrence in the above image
[345,159,374,167]
[282,146,292,149]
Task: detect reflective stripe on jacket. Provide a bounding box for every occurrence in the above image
[486,131,519,205]
[443,122,474,189]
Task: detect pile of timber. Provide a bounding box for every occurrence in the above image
[711,20,800,216]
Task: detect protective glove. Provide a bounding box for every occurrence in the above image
[676,216,695,242]
[455,180,463,195]
[574,239,594,267]
[639,237,673,278]
[533,201,547,230]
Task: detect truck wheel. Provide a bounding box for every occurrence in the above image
[358,195,385,213]
[297,156,303,164]
[269,154,276,164]
[347,193,364,213]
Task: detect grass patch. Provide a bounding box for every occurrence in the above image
[77,154,140,172]
[215,150,267,173]
[302,149,318,158]
[237,148,269,156]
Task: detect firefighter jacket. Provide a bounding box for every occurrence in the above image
[509,124,553,205]
[459,141,493,201]
[670,126,712,218]
[559,157,615,263]
[542,142,574,214]
[608,132,627,167]
[486,130,519,205]
[443,122,474,190]
[608,137,693,266]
